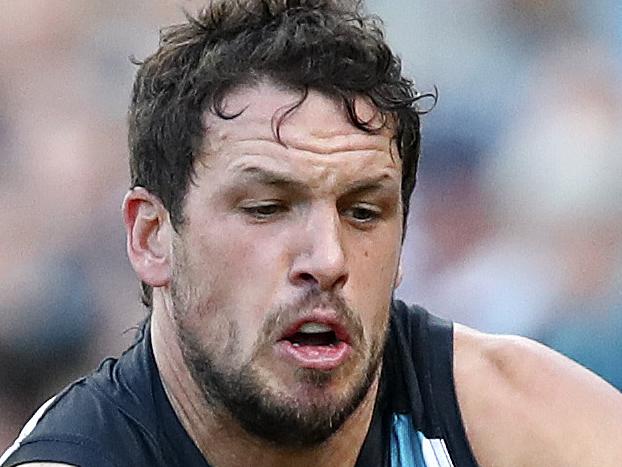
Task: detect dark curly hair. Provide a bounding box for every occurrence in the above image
[128,0,434,308]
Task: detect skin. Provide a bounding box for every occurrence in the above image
[26,327,622,467]
[127,82,403,467]
[454,325,622,466]
[19,82,622,467]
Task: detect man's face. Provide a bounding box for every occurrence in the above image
[169,82,403,446]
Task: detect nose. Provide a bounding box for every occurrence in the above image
[288,205,348,292]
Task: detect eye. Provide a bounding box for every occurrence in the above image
[240,202,285,220]
[345,204,381,223]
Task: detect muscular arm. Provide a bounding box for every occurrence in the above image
[454,324,622,466]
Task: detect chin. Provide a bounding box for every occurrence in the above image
[221,357,379,447]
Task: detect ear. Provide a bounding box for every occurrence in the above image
[122,187,173,288]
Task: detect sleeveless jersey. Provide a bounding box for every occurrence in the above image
[1,301,478,466]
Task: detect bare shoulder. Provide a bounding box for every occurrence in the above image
[453,323,622,467]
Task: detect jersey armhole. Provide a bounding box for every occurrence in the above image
[426,314,480,467]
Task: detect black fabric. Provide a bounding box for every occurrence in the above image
[2,328,207,467]
[2,302,477,467]
[354,301,479,467]
[420,307,479,466]
[353,364,391,467]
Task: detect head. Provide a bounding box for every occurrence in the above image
[124,0,429,449]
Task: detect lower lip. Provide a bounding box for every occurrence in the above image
[275,341,351,371]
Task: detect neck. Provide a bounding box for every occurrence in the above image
[150,307,379,467]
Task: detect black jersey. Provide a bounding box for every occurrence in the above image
[1,302,478,467]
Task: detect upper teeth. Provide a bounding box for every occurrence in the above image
[298,322,332,334]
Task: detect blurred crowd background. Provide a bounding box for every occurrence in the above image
[1,0,621,450]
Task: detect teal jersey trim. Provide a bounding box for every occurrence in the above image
[390,414,455,467]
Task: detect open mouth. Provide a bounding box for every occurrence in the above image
[276,320,352,370]
[285,322,341,347]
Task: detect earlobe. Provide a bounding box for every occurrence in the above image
[122,188,172,287]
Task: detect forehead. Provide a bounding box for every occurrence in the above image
[203,81,395,153]
[195,81,401,192]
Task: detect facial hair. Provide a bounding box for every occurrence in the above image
[170,273,389,448]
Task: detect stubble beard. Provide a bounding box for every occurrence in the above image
[170,270,389,448]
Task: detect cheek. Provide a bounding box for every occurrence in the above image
[352,230,401,286]
[189,220,270,286]
[347,236,401,322]
[185,226,285,345]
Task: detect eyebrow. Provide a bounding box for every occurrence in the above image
[233,165,399,196]
[235,166,309,192]
[340,174,400,197]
